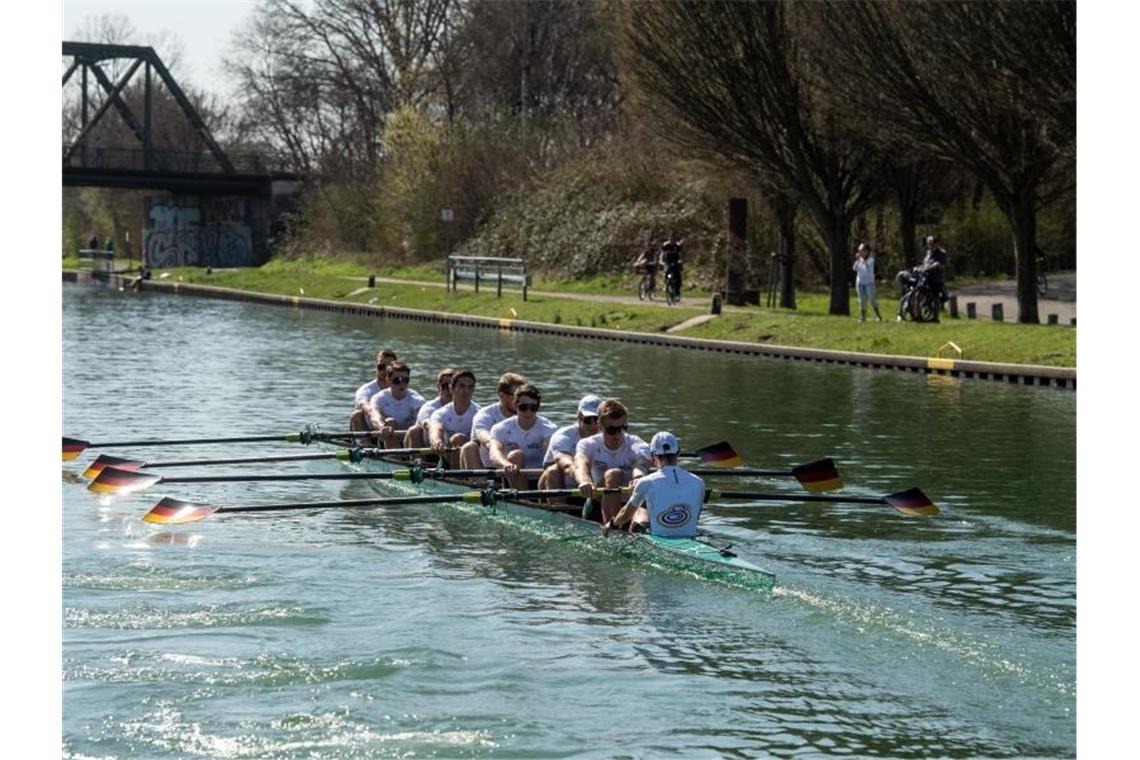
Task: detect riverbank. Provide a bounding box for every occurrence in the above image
[64,265,1075,389]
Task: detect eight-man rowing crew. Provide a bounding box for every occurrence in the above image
[345,348,828,538]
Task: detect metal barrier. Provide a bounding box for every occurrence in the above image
[77,248,115,273]
[447,255,531,300]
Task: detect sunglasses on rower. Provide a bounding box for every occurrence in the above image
[516,402,540,412]
[603,424,627,435]
[390,376,409,385]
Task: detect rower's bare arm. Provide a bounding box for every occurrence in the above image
[488,440,509,469]
[574,454,592,495]
[428,421,445,449]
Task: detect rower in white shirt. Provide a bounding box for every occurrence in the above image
[488,384,559,490]
[349,348,397,440]
[428,369,479,469]
[573,398,652,523]
[403,368,454,448]
[368,361,426,449]
[603,431,705,538]
[537,394,603,503]
[459,372,527,469]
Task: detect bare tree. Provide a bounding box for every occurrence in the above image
[819,1,1076,323]
[624,0,884,315]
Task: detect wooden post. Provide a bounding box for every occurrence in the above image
[497,266,503,298]
[992,303,1004,321]
[1047,314,1058,325]
[949,295,958,318]
[368,274,375,288]
[966,302,976,319]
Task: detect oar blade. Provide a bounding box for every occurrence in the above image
[142,497,219,525]
[82,454,146,480]
[883,487,939,517]
[792,458,843,492]
[63,437,88,461]
[691,441,743,468]
[88,466,162,495]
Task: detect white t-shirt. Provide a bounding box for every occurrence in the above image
[575,432,652,483]
[355,379,381,406]
[471,403,513,467]
[430,401,481,440]
[853,255,876,286]
[415,395,446,429]
[543,423,582,466]
[369,388,426,428]
[489,416,558,469]
[627,465,705,537]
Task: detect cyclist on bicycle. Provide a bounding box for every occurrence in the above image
[660,231,684,299]
[633,242,659,296]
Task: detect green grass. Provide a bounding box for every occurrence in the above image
[72,261,1075,367]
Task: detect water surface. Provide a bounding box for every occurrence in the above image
[62,284,1075,757]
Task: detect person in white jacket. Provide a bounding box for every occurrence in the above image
[853,242,883,322]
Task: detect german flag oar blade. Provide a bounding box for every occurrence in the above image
[883,487,940,517]
[692,441,743,468]
[63,437,88,461]
[142,497,219,525]
[792,458,843,492]
[82,454,146,480]
[88,466,162,495]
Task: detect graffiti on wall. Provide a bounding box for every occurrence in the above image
[144,199,253,268]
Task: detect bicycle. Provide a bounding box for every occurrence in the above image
[664,266,681,306]
[636,266,657,301]
[896,267,943,323]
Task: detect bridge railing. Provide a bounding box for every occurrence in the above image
[62,145,293,175]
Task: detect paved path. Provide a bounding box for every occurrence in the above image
[953,272,1075,324]
[357,274,1076,324]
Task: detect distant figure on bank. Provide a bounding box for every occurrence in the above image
[104,237,114,253]
[633,242,659,296]
[853,242,883,322]
[660,231,684,295]
[88,235,99,251]
[922,235,950,303]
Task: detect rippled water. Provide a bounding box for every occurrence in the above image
[61,283,1075,757]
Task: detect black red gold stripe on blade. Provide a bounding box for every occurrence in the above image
[87,467,161,494]
[142,497,218,525]
[82,455,146,479]
[792,458,843,492]
[692,441,744,468]
[884,487,940,517]
[62,437,87,461]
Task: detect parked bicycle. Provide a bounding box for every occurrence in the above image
[895,267,943,323]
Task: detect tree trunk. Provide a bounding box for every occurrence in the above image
[772,194,797,309]
[1009,185,1040,324]
[825,216,850,316]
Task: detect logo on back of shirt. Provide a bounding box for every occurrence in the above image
[659,503,691,527]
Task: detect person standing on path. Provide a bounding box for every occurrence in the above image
[853,242,883,322]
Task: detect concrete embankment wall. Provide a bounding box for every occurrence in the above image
[67,272,1076,390]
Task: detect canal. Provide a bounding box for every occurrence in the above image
[61,283,1075,757]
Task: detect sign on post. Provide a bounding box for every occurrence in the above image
[440,208,454,222]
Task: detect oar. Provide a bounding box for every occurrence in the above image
[706,487,939,517]
[81,446,433,479]
[63,430,380,461]
[140,487,629,525]
[689,458,843,492]
[88,464,542,495]
[684,440,744,468]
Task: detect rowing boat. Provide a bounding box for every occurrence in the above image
[338,446,778,592]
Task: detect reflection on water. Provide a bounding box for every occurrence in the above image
[61,285,1075,758]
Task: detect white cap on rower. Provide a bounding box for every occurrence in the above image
[649,431,679,455]
[577,394,603,416]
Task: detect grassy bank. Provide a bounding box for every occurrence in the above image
[83,259,1075,367]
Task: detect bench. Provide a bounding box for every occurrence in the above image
[447,255,531,301]
[78,248,115,273]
